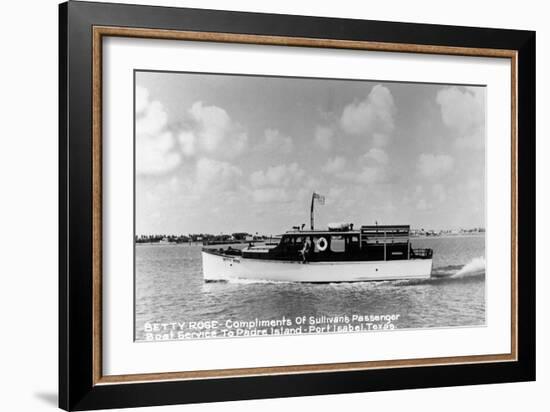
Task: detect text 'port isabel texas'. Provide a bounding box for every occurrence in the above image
[202,193,433,283]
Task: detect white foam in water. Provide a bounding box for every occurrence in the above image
[453,256,486,277]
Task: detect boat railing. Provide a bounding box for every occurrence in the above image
[411,248,433,259]
[410,248,433,259]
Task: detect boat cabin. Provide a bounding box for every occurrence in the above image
[241,225,432,262]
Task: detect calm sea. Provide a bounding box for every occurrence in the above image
[135,236,485,341]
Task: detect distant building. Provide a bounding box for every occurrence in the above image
[232,232,251,241]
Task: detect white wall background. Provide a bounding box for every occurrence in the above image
[0,0,546,411]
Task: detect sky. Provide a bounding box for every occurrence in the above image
[135,71,485,236]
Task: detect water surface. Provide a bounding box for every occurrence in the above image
[135,236,485,341]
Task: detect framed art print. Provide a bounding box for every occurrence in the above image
[59,1,535,410]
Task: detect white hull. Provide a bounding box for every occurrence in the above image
[202,251,433,283]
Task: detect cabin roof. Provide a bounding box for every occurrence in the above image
[282,224,411,238]
[361,225,410,230]
[282,230,360,236]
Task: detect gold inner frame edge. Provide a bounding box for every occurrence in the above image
[91,25,518,386]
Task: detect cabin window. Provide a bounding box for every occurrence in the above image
[349,235,360,251]
[330,236,345,252]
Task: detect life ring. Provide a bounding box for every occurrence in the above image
[316,237,328,252]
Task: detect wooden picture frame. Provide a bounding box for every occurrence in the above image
[59,1,535,410]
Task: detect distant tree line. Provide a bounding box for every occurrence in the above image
[410,227,486,236]
[135,232,268,244]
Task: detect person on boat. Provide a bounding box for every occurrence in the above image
[301,237,312,263]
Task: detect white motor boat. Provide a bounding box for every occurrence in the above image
[202,223,433,283]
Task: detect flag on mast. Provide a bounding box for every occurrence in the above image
[313,192,325,205]
[310,192,325,230]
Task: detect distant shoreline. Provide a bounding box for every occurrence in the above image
[411,233,485,239]
[136,233,485,246]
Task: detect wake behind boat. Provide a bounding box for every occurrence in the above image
[202,193,433,283]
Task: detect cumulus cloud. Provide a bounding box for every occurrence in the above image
[354,166,385,184]
[249,163,307,203]
[136,132,181,176]
[363,148,388,164]
[436,86,485,149]
[178,131,196,157]
[135,86,181,175]
[314,126,334,150]
[195,158,242,192]
[323,89,395,185]
[179,101,248,159]
[323,151,387,185]
[340,85,396,147]
[135,86,150,114]
[250,163,305,188]
[333,165,385,185]
[417,153,454,177]
[251,187,293,203]
[256,129,293,154]
[322,156,346,174]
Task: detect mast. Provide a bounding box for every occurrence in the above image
[310,192,315,230]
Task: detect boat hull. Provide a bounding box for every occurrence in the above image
[202,250,432,283]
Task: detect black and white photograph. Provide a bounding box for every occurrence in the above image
[134,71,486,342]
[0,0,542,410]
